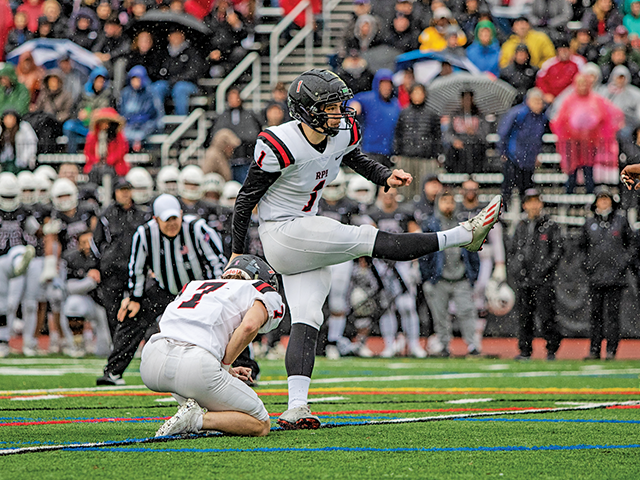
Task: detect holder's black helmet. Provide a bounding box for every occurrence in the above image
[223,255,279,290]
[288,69,355,137]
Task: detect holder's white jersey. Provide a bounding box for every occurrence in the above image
[152,279,285,362]
[255,119,360,223]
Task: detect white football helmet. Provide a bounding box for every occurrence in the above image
[51,178,79,212]
[220,180,242,207]
[204,172,226,195]
[125,167,154,204]
[33,165,57,183]
[322,169,347,202]
[156,165,180,195]
[485,279,515,317]
[178,165,205,201]
[17,170,38,206]
[0,172,21,212]
[34,172,52,204]
[346,176,377,206]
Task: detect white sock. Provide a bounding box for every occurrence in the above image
[437,226,473,250]
[288,375,311,409]
[327,314,346,343]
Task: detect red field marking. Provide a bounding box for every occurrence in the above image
[267,407,549,416]
[9,337,640,360]
[0,392,167,400]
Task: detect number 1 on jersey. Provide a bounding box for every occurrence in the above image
[302,180,325,212]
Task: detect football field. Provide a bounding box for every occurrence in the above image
[1,355,640,479]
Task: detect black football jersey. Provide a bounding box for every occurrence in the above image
[367,204,416,234]
[0,207,30,256]
[51,202,97,253]
[318,197,361,225]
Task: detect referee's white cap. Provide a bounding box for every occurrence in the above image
[153,194,182,221]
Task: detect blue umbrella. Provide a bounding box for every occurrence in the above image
[395,50,481,84]
[6,39,102,75]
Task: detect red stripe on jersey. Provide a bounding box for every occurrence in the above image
[349,117,359,146]
[254,282,276,293]
[259,132,292,168]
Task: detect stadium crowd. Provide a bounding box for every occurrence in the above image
[0,0,638,367]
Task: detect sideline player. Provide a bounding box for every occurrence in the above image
[141,255,285,437]
[230,69,502,429]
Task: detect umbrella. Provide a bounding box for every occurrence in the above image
[395,50,481,84]
[6,39,102,75]
[426,73,517,116]
[126,10,212,49]
[361,45,403,73]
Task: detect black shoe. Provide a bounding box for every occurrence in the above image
[467,348,482,357]
[436,348,450,358]
[96,372,125,386]
[546,352,556,361]
[514,354,531,360]
[584,354,600,360]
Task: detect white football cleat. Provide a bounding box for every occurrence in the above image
[277,405,320,430]
[156,398,204,437]
[460,195,502,252]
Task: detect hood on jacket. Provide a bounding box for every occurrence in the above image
[90,107,125,131]
[0,63,19,87]
[609,65,631,85]
[581,62,602,86]
[17,52,39,74]
[43,68,65,92]
[591,185,621,212]
[211,128,241,153]
[84,65,110,95]
[69,7,99,32]
[372,68,395,101]
[474,20,497,44]
[127,65,151,88]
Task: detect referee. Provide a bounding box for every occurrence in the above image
[97,194,227,386]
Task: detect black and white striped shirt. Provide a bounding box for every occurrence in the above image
[127,215,227,299]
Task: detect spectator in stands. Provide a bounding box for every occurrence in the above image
[599,43,640,87]
[419,7,466,52]
[83,107,130,183]
[0,64,30,116]
[551,74,624,193]
[457,0,492,42]
[260,82,291,125]
[93,15,131,94]
[500,43,539,105]
[598,65,640,139]
[349,68,400,168]
[0,110,38,172]
[499,16,555,69]
[536,37,584,104]
[0,0,12,61]
[395,68,414,109]
[393,83,442,188]
[571,26,600,63]
[203,128,240,180]
[96,0,114,30]
[509,189,563,360]
[466,20,501,76]
[154,28,204,116]
[413,174,443,223]
[205,0,248,78]
[263,103,286,128]
[29,69,72,152]
[118,66,160,152]
[442,91,490,173]
[381,12,420,52]
[420,189,481,357]
[57,55,85,105]
[393,0,427,35]
[17,0,44,33]
[63,66,112,154]
[498,88,548,210]
[15,51,43,102]
[528,0,572,38]
[34,17,54,39]
[41,0,68,38]
[212,87,262,183]
[5,12,33,56]
[443,25,468,58]
[582,0,623,46]
[126,31,162,87]
[69,9,100,52]
[579,186,633,360]
[339,0,381,57]
[624,0,640,36]
[344,14,383,54]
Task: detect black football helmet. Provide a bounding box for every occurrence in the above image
[223,255,279,290]
[288,69,355,137]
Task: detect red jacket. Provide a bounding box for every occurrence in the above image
[84,131,130,176]
[536,55,585,98]
[16,1,43,33]
[0,0,14,60]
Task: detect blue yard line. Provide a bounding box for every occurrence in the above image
[457,418,640,425]
[61,444,640,454]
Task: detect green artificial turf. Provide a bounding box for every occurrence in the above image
[1,357,639,479]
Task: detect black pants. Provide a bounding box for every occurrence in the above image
[502,160,534,210]
[589,286,623,357]
[103,280,175,377]
[99,274,128,338]
[516,285,562,356]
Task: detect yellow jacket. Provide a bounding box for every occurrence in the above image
[499,30,556,69]
[419,26,467,52]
